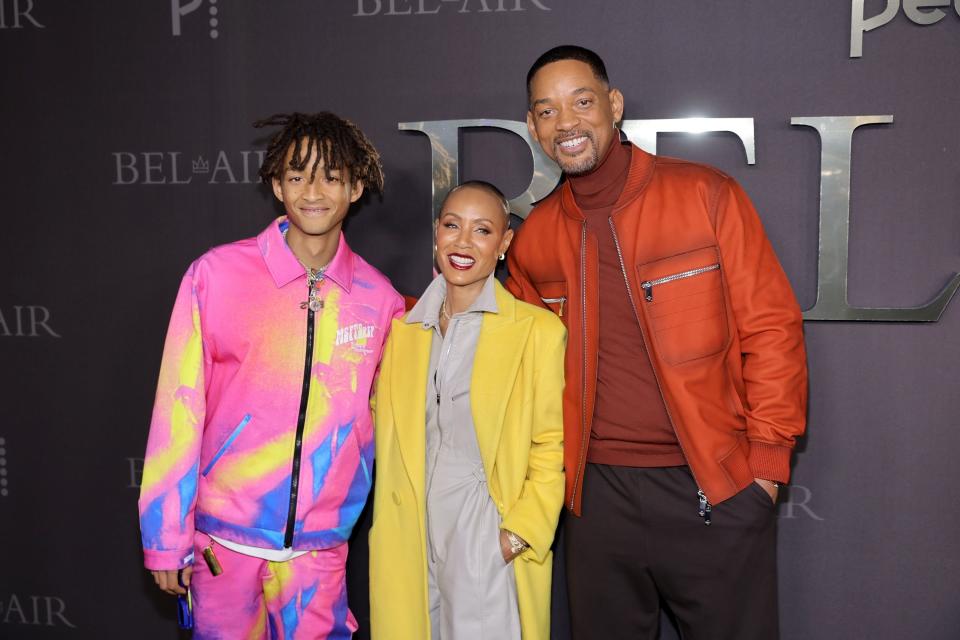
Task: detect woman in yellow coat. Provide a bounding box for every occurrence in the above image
[369,181,566,640]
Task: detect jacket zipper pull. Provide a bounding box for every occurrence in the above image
[301,278,313,310]
[557,298,565,317]
[698,490,712,526]
[642,282,653,302]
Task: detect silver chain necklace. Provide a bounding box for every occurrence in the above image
[284,226,329,311]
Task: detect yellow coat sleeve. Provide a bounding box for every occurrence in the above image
[500,316,566,564]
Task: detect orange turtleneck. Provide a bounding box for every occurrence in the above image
[570,140,684,468]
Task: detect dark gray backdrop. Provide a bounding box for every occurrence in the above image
[1,1,958,638]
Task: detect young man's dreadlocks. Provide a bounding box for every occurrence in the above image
[254,112,384,193]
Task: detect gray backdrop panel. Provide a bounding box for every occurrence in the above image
[1,1,958,638]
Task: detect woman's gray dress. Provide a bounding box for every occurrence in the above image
[406,274,522,640]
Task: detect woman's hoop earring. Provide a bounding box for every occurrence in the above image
[499,253,506,261]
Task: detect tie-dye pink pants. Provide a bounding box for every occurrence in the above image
[189,532,358,639]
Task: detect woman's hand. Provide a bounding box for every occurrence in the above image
[499,529,528,564]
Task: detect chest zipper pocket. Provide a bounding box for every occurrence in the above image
[540,296,566,317]
[641,264,720,302]
[202,414,253,477]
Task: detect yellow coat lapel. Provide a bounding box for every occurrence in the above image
[389,319,432,503]
[471,281,533,491]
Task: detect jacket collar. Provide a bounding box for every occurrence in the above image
[257,217,355,292]
[559,142,656,221]
[405,272,499,328]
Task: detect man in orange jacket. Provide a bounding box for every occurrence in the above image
[506,45,808,640]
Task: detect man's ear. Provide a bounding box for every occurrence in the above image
[271,176,284,202]
[609,88,625,126]
[349,180,364,203]
[526,110,539,144]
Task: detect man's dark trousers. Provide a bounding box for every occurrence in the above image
[565,464,779,640]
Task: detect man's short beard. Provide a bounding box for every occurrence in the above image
[560,147,600,176]
[554,134,599,176]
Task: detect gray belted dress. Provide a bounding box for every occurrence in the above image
[405,273,522,640]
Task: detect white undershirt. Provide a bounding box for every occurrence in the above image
[209,534,309,562]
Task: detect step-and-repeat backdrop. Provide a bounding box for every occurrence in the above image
[2,1,958,638]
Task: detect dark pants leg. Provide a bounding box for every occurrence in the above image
[565,464,779,640]
[565,464,661,640]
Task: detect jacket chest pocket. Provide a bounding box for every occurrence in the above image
[202,414,254,477]
[636,246,729,365]
[534,280,568,319]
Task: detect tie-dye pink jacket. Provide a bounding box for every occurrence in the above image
[139,217,404,570]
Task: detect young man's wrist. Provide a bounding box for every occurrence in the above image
[143,549,194,571]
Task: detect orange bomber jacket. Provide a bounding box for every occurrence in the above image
[506,145,808,514]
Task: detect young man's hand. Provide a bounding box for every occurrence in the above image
[151,567,192,595]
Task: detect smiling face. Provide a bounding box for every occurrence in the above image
[435,185,513,297]
[526,59,624,176]
[271,138,363,239]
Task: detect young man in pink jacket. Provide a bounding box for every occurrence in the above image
[138,112,404,639]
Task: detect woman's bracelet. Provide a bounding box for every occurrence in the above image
[505,530,529,555]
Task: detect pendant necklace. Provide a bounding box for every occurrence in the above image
[283,226,329,312]
[301,266,327,312]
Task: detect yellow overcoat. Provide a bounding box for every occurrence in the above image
[369,280,566,640]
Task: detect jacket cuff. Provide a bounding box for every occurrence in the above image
[748,441,793,484]
[143,548,194,571]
